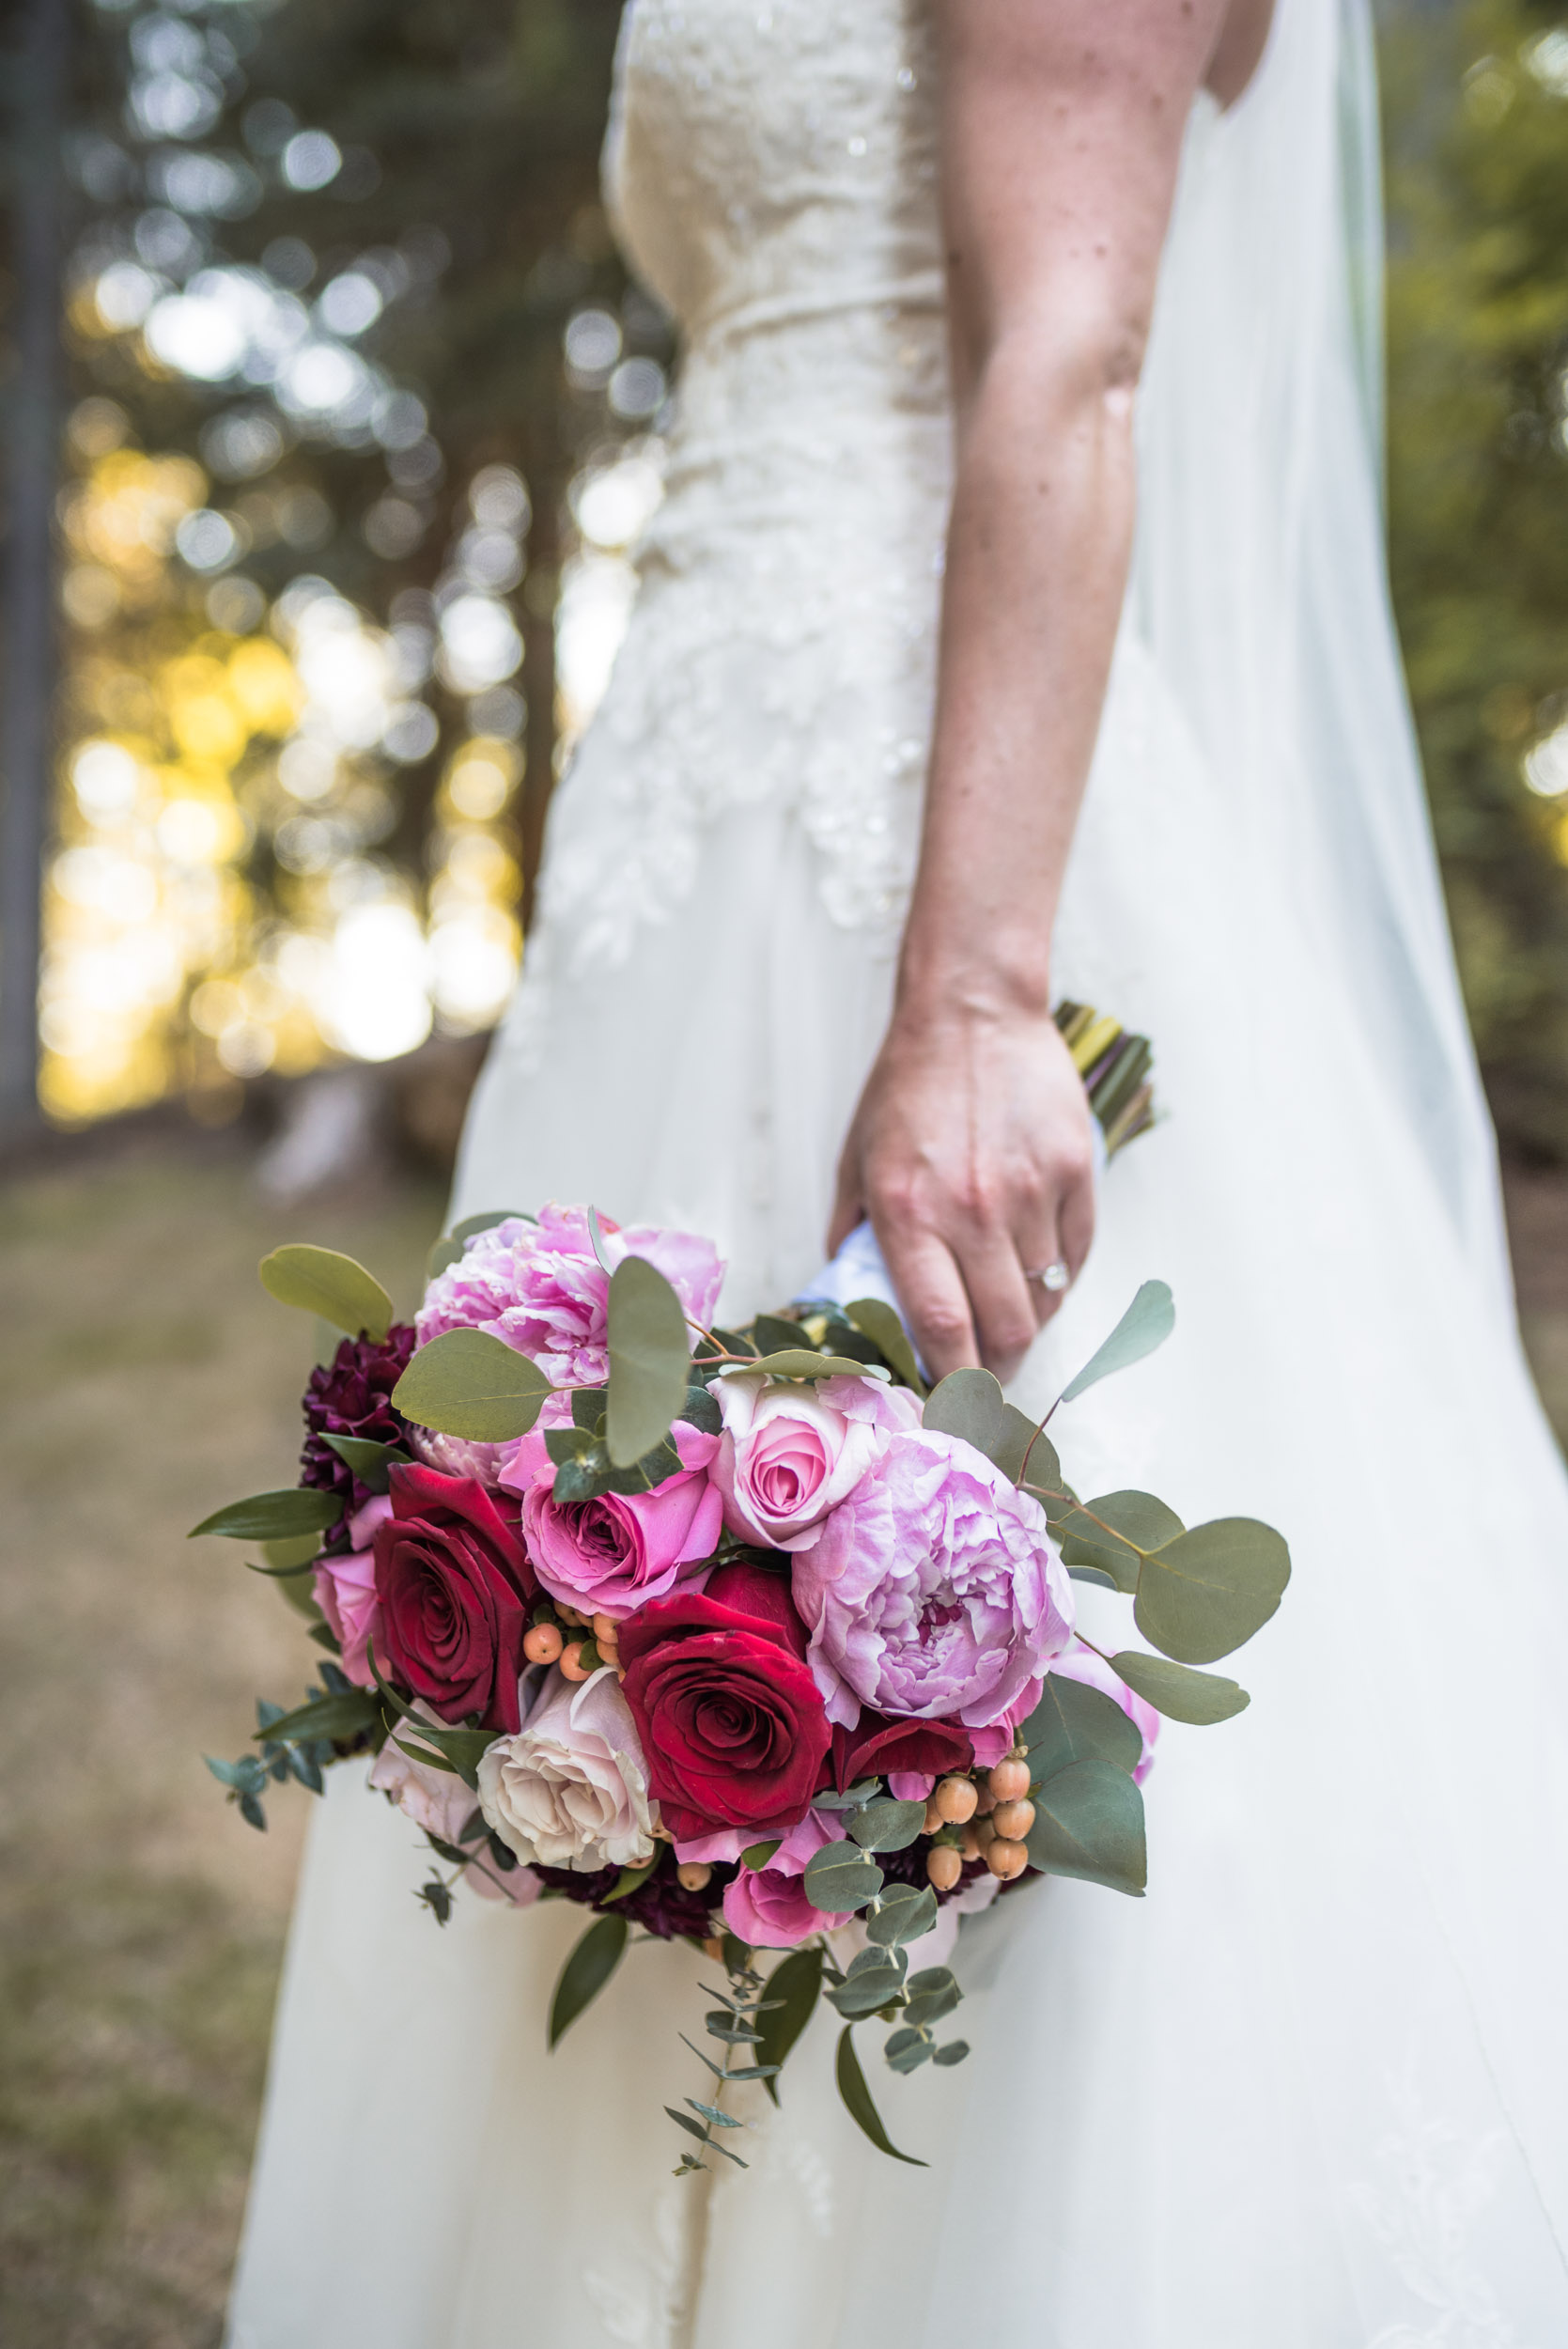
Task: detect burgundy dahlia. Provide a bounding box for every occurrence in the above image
[301,1325,417,1517]
[532,1844,736,1941]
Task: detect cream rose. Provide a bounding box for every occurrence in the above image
[477,1666,655,1872]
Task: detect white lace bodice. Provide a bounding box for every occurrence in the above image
[520,0,950,1029]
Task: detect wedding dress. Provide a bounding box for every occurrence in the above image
[227,2,1568,2341]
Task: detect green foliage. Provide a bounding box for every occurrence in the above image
[1056,1490,1184,1593]
[257,1246,393,1342]
[1133,1518,1291,1666]
[188,1487,341,1541]
[1383,1,1568,1156]
[1020,1672,1145,1781]
[392,1326,551,1440]
[1024,1757,1147,1897]
[846,1797,926,1853]
[801,1842,885,1914]
[1109,1650,1250,1723]
[753,1945,823,2106]
[548,1912,628,2048]
[834,2028,927,2166]
[606,1255,691,1467]
[844,1296,927,1393]
[1058,1282,1175,1406]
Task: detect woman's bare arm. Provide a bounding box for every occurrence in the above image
[830,0,1240,1381]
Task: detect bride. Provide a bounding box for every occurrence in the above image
[228,1,1568,2341]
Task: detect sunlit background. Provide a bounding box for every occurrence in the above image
[6,0,1568,1166]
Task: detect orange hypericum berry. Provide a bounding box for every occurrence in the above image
[677,1861,713,1892]
[559,1641,594,1682]
[933,1775,979,1824]
[991,1797,1036,1840]
[986,1838,1030,1880]
[523,1623,565,1665]
[988,1757,1032,1803]
[926,1845,964,1891]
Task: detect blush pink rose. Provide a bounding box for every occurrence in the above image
[720,1808,849,1948]
[713,1372,921,1550]
[500,1418,722,1620]
[311,1494,393,1688]
[367,1700,480,1842]
[416,1203,724,1388]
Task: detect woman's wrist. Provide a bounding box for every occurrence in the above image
[891,938,1056,1030]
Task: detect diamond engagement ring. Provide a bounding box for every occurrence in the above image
[1026,1260,1071,1293]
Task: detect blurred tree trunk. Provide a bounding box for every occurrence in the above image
[0,0,68,1131]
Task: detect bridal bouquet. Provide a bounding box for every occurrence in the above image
[195,1180,1287,2175]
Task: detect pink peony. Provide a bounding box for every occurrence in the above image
[791,1429,1074,1732]
[367,1701,480,1843]
[500,1418,722,1620]
[311,1494,392,1687]
[1051,1640,1161,1784]
[713,1371,920,1550]
[415,1203,724,1388]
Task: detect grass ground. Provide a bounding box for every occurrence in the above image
[1,1136,1564,2346]
[0,1138,442,2349]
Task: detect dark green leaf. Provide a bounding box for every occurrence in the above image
[827,1946,908,2017]
[243,1553,318,1579]
[847,1797,926,1853]
[922,1365,1008,1464]
[721,1350,870,1380]
[680,1383,722,1435]
[322,1434,411,1491]
[1135,1517,1291,1665]
[205,1752,266,1793]
[835,2028,927,2166]
[190,1488,341,1542]
[1057,1280,1174,1405]
[845,1297,927,1395]
[252,1688,380,1746]
[753,1945,824,2108]
[549,1912,629,2047]
[1026,1757,1147,1895]
[864,1885,938,1947]
[802,1841,884,1914]
[752,1314,812,1357]
[427,1237,464,1283]
[685,2099,745,2129]
[263,1532,324,1571]
[738,1838,782,1871]
[393,1328,553,1443]
[1020,1672,1144,1781]
[239,1792,267,1830]
[1108,1650,1250,1723]
[606,1254,691,1467]
[600,1858,659,1905]
[570,1386,607,1432]
[932,2039,970,2067]
[258,1244,393,1340]
[417,1878,453,1924]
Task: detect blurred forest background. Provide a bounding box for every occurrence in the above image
[6,0,1568,2342]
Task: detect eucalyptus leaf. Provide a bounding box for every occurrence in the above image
[1057,1280,1174,1407]
[846,1797,926,1854]
[189,1488,342,1542]
[845,1297,926,1395]
[1135,1517,1291,1665]
[453,1209,529,1243]
[718,1349,868,1380]
[586,1205,616,1275]
[427,1237,464,1283]
[1058,1490,1184,1593]
[864,1885,938,1947]
[802,1842,884,1914]
[549,1912,629,2047]
[1026,1756,1147,1895]
[884,2026,936,2073]
[258,1244,393,1341]
[1020,1672,1144,1781]
[1012,1424,1065,1501]
[1109,1650,1250,1723]
[932,2039,970,2067]
[922,1366,1009,1465]
[753,1945,824,2107]
[393,1328,553,1443]
[835,2028,927,2166]
[752,1313,811,1358]
[606,1255,691,1468]
[901,1967,963,2030]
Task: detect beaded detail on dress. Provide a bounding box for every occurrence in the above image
[520,0,950,1037]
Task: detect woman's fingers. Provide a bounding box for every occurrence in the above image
[951,1223,1041,1381]
[826,1153,864,1257]
[876,1222,979,1381]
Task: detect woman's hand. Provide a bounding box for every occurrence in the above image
[829,995,1094,1383]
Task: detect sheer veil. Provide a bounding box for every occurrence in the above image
[1131,0,1514,1310]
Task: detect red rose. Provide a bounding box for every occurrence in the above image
[829,1708,973,1793]
[373,1465,536,1732]
[617,1561,830,1843]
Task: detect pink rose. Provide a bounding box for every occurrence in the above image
[721,1809,849,1949]
[311,1494,393,1687]
[1051,1640,1161,1784]
[500,1418,722,1621]
[791,1429,1074,1732]
[367,1701,480,1842]
[713,1372,920,1550]
[416,1203,724,1387]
